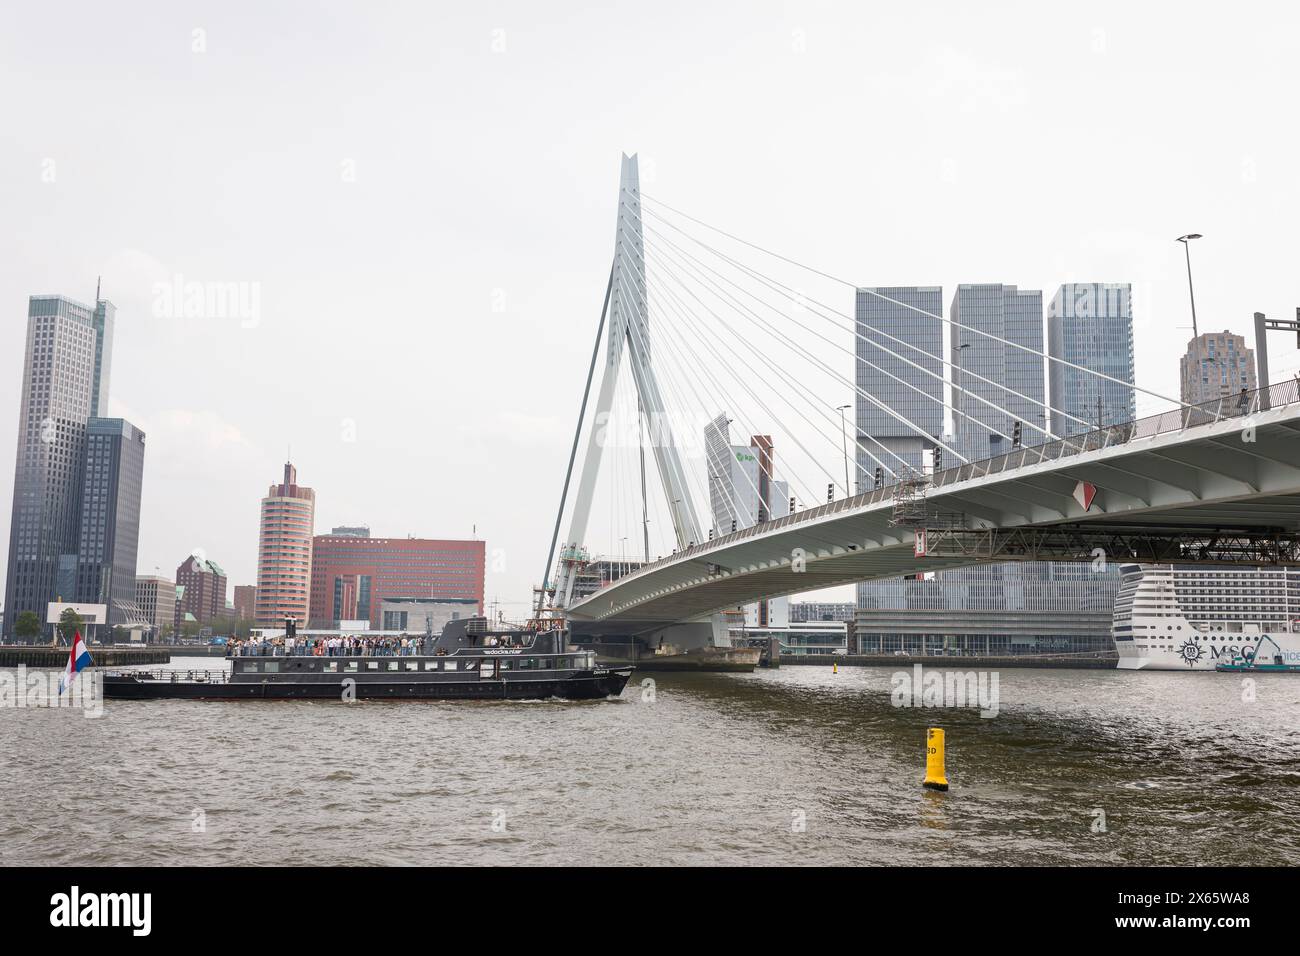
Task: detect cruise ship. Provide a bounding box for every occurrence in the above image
[1113,564,1300,670]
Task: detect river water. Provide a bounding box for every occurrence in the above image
[2,658,1298,866]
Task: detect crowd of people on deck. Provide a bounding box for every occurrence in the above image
[227,635,429,657]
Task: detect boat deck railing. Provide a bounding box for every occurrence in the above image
[110,668,232,683]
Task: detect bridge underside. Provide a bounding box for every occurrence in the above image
[566,410,1300,631]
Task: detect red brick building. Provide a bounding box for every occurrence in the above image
[174,555,228,627]
[232,585,257,621]
[308,533,484,628]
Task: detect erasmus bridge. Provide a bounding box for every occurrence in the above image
[536,154,1300,652]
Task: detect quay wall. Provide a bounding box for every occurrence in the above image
[779,653,1118,670]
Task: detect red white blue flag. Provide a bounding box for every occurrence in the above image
[59,631,92,695]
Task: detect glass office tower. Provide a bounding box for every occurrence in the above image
[75,418,146,627]
[1048,283,1135,436]
[950,284,1046,461]
[4,296,100,636]
[854,286,944,483]
[854,282,1128,656]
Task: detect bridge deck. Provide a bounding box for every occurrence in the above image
[568,381,1300,630]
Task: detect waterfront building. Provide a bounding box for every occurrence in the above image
[135,575,177,636]
[852,564,1118,656]
[174,555,228,627]
[75,418,147,626]
[855,281,1127,656]
[704,414,789,627]
[3,292,114,636]
[232,584,257,620]
[254,462,315,626]
[950,283,1045,462]
[789,601,856,623]
[854,286,944,480]
[1047,283,1136,436]
[1179,330,1257,405]
[308,532,484,629]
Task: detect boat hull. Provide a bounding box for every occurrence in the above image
[102,668,634,702]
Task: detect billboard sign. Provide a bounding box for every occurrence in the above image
[46,602,108,625]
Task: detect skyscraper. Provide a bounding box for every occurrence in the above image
[90,297,115,417]
[1048,283,1136,436]
[75,418,147,626]
[855,281,1127,656]
[855,287,944,480]
[3,292,114,637]
[1179,330,1257,405]
[255,462,315,626]
[704,413,789,627]
[950,284,1045,461]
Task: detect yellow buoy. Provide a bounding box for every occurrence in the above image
[923,727,949,791]
[832,661,838,674]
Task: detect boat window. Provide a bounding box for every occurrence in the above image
[424,661,440,671]
[405,661,419,671]
[366,662,379,670]
[499,660,512,670]
[264,662,280,673]
[323,662,338,672]
[444,661,458,671]
[462,660,475,670]
[244,662,259,672]
[387,661,400,671]
[345,661,358,672]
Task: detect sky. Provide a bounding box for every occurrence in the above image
[1,1,1298,614]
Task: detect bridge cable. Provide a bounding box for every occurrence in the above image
[639,192,1194,412]
[637,205,1089,439]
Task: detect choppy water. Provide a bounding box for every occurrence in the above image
[2,657,1298,865]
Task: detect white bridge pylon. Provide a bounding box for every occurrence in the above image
[553,154,705,612]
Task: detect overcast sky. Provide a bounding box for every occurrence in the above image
[2,1,1297,613]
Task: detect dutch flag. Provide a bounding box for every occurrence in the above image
[59,631,92,695]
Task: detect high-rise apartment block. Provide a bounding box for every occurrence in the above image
[255,462,315,625]
[1180,331,1257,405]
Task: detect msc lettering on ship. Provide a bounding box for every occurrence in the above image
[49,886,151,937]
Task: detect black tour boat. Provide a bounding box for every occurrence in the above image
[101,618,634,701]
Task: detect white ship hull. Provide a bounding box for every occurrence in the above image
[1113,564,1300,671]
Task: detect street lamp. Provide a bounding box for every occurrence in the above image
[1176,234,1203,340]
[836,404,851,496]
